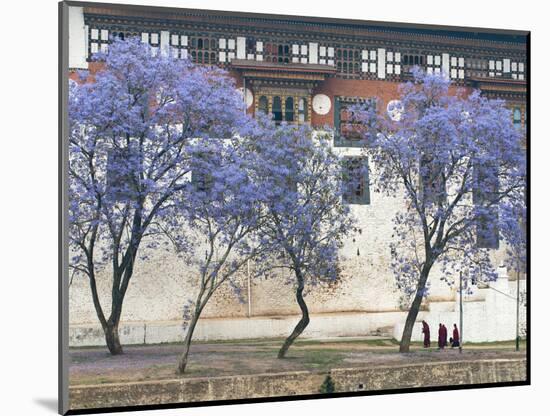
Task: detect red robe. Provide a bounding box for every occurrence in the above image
[453,327,460,346]
[422,322,431,347]
[438,325,447,349]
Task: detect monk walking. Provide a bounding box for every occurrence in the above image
[421,320,431,348]
[452,323,460,348]
[438,323,446,349]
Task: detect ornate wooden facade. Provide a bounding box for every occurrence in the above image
[70,5,528,136]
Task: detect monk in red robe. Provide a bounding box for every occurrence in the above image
[421,320,431,348]
[438,323,446,349]
[452,324,460,347]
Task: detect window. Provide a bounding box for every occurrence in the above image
[272,96,282,123]
[343,157,370,205]
[191,152,214,192]
[448,55,465,80]
[264,42,290,63]
[334,97,375,147]
[488,59,503,78]
[106,147,140,202]
[318,45,334,66]
[285,97,294,122]
[420,154,445,206]
[384,50,401,77]
[511,61,525,80]
[360,49,378,75]
[291,43,308,64]
[425,54,442,75]
[258,96,268,114]
[465,58,488,78]
[336,46,361,78]
[339,107,362,140]
[256,96,308,123]
[190,35,216,64]
[245,37,255,56]
[403,53,424,73]
[170,33,189,59]
[513,107,522,129]
[474,164,499,249]
[88,26,114,59]
[298,98,308,122]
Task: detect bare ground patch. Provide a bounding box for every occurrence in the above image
[69,338,527,386]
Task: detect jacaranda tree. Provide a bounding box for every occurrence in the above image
[251,122,356,358]
[352,69,526,352]
[68,38,249,354]
[172,134,268,375]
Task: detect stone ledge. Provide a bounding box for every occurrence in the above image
[69,358,527,410]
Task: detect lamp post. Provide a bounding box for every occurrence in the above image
[459,271,463,353]
[516,266,520,352]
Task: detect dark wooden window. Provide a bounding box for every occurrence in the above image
[336,46,361,78]
[402,53,425,74]
[246,37,256,56]
[264,42,290,63]
[258,96,268,114]
[339,107,362,140]
[190,35,216,64]
[343,157,370,205]
[272,96,282,123]
[334,97,375,147]
[474,164,500,249]
[106,147,140,202]
[285,97,294,122]
[513,107,522,129]
[191,152,214,193]
[420,154,445,206]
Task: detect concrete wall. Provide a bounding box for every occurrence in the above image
[68,7,88,69]
[393,272,527,343]
[69,312,406,347]
[68,149,524,347]
[69,358,527,410]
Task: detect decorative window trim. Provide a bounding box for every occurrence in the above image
[342,156,370,205]
[334,96,375,147]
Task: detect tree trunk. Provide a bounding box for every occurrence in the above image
[176,311,200,375]
[104,320,123,355]
[278,274,309,358]
[399,265,431,353]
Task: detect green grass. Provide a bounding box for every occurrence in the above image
[462,339,527,347]
[69,337,527,353]
[294,350,346,370]
[398,339,527,347]
[293,338,398,347]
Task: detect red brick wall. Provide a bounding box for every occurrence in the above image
[70,64,476,123]
[311,78,401,127]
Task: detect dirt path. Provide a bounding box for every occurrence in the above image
[69,338,527,386]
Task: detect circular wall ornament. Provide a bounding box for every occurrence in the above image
[237,87,254,108]
[387,99,404,121]
[312,94,331,115]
